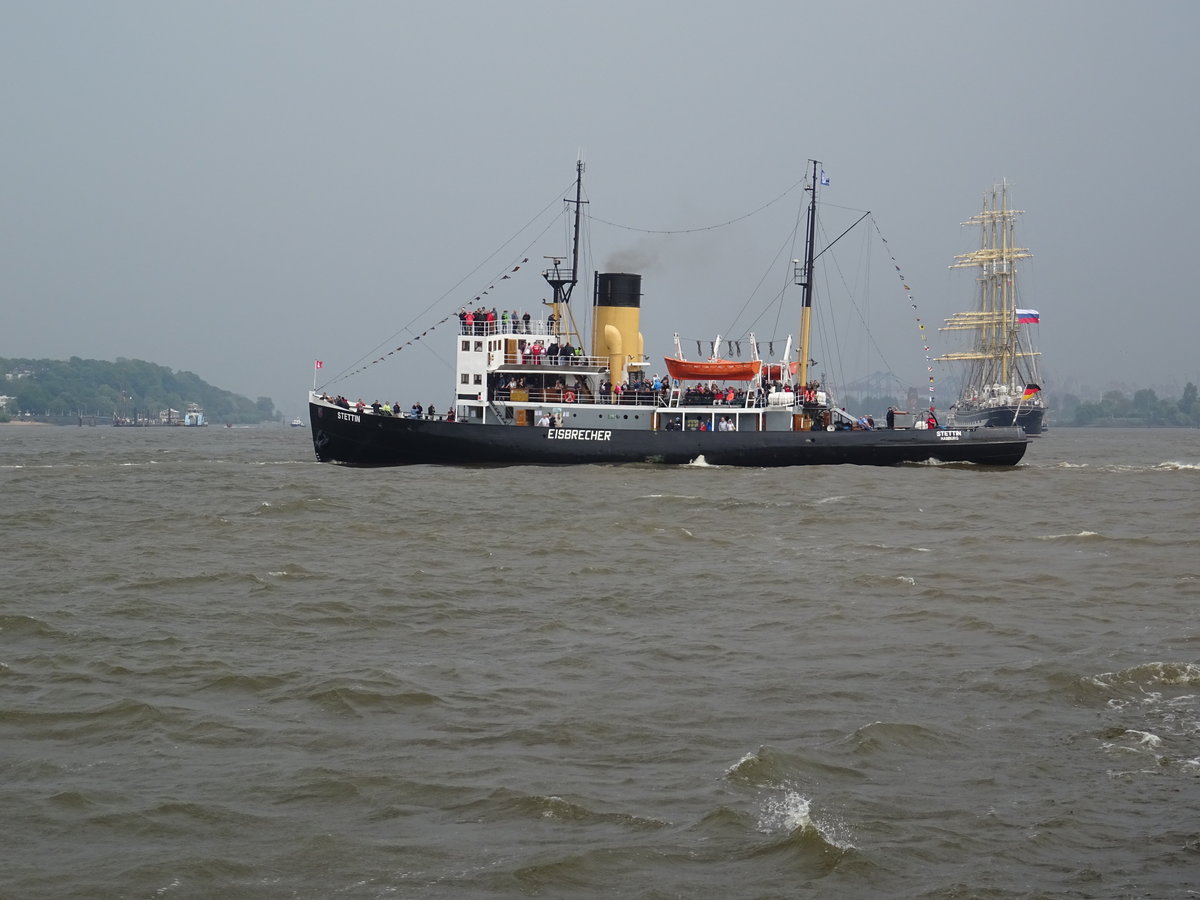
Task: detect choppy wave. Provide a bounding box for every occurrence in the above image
[460,788,668,830]
[1051,459,1200,474]
[1155,460,1200,471]
[1077,663,1200,777]
[841,721,962,755]
[1088,661,1200,689]
[723,747,856,872]
[1038,529,1105,541]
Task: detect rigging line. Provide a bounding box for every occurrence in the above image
[589,176,807,235]
[809,224,845,391]
[561,209,596,343]
[335,182,574,380]
[727,204,867,358]
[678,187,807,348]
[719,219,802,344]
[796,212,876,397]
[728,192,809,347]
[821,221,897,386]
[329,209,570,387]
[813,211,871,265]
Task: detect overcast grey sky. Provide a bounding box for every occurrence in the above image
[3,0,1196,415]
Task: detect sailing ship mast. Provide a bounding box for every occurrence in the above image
[937,181,1038,390]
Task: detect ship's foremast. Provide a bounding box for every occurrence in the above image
[543,159,586,351]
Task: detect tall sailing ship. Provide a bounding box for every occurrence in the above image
[938,182,1046,433]
[307,161,1030,468]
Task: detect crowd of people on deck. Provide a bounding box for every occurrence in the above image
[477,372,833,409]
[323,305,915,429]
[510,338,580,365]
[678,382,746,406]
[317,394,454,422]
[459,306,557,336]
[316,388,919,433]
[454,304,847,409]
[491,374,583,400]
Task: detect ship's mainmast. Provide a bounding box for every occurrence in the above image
[794,159,820,389]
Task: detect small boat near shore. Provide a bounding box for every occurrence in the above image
[113,403,206,426]
[181,404,206,427]
[308,160,1029,468]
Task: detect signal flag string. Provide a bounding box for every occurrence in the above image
[871,217,937,416]
[316,257,537,389]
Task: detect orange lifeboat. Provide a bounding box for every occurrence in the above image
[761,361,799,381]
[663,357,762,381]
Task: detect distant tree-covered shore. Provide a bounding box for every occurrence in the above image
[0,357,277,425]
[843,382,1199,428]
[1053,384,1198,427]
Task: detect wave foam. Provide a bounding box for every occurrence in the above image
[757,789,812,834]
[1155,461,1200,471]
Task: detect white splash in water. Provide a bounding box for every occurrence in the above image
[757,788,856,850]
[757,788,812,834]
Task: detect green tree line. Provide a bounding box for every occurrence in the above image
[0,357,277,424]
[1057,384,1198,427]
[845,383,1200,428]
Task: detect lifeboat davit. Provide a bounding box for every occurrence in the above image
[664,357,762,381]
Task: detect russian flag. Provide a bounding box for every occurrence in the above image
[1016,308,1040,324]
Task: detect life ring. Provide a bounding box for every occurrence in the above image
[564,390,577,403]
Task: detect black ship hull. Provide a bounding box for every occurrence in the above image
[949,403,1045,434]
[310,402,1029,468]
[308,162,1035,472]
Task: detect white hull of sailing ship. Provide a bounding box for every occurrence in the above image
[939,182,1046,434]
[309,161,1029,468]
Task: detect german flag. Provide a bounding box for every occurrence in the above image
[1022,384,1041,399]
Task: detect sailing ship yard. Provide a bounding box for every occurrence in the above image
[308,161,1031,468]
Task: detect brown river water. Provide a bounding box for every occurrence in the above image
[2,424,1198,898]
